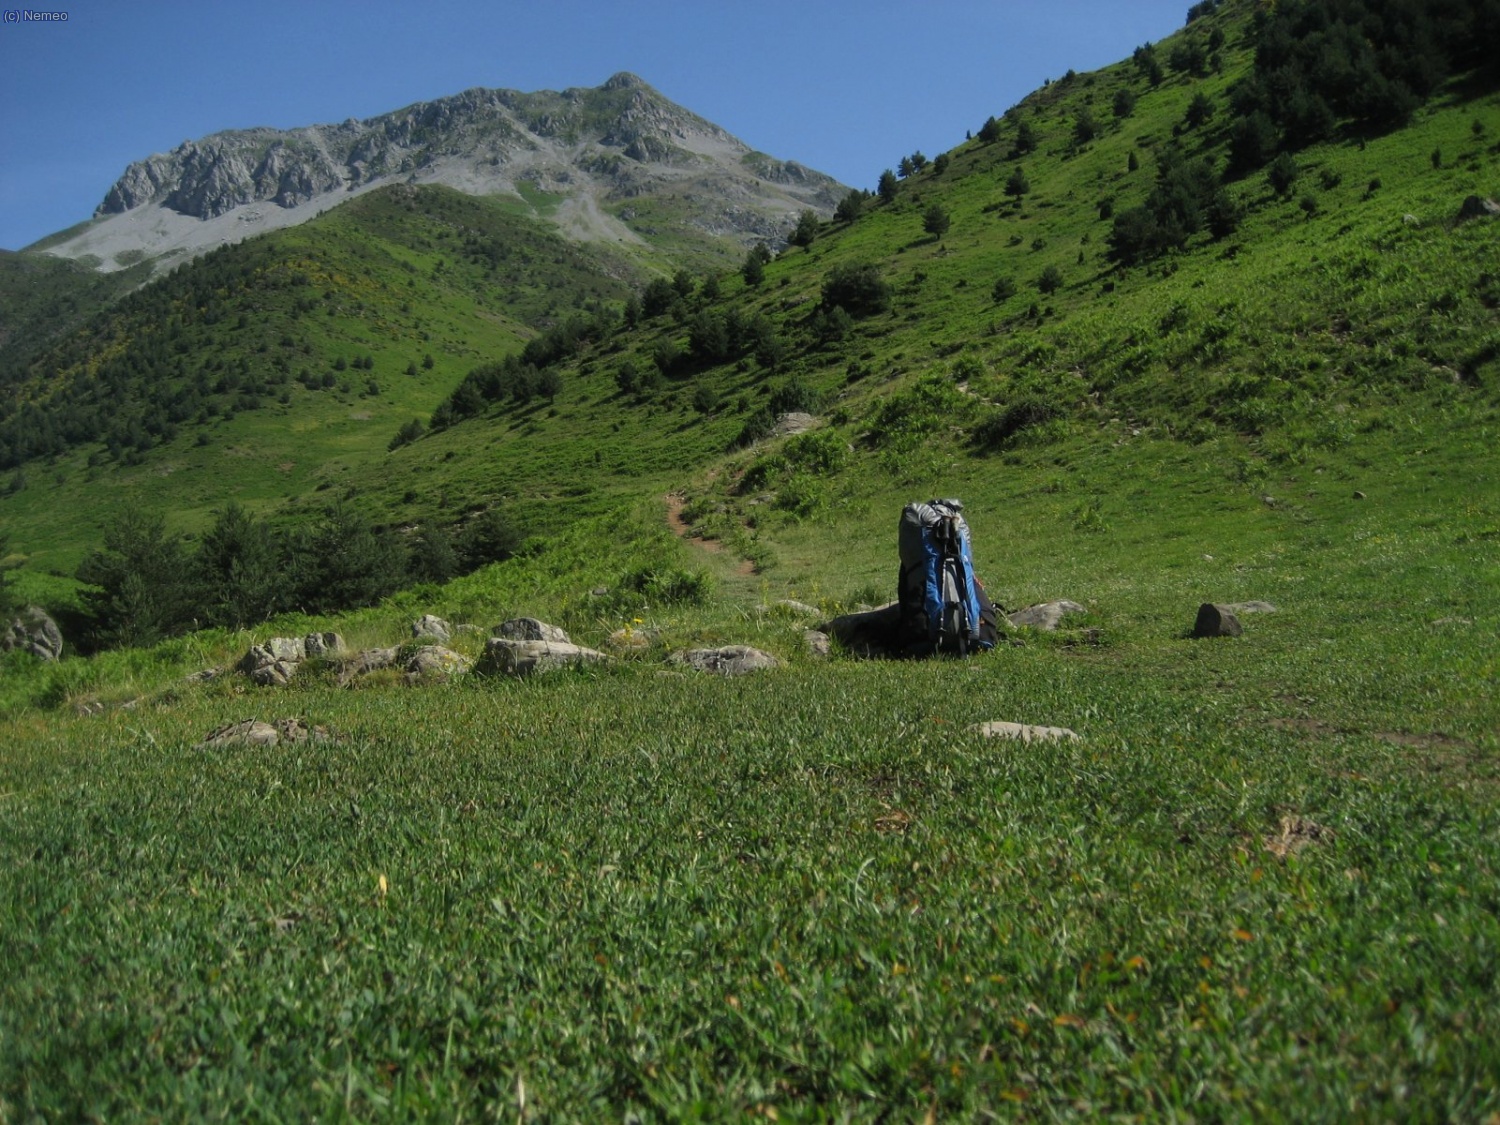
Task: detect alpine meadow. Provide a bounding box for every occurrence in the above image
[2,0,1499,1119]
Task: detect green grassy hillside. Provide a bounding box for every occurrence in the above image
[0,185,652,575]
[2,1,1499,1117]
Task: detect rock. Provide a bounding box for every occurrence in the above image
[975,721,1080,743]
[1192,603,1243,638]
[410,614,452,643]
[241,636,306,672]
[606,626,656,651]
[240,635,307,684]
[1006,600,1087,631]
[201,720,281,748]
[303,631,345,659]
[200,717,330,748]
[185,668,221,684]
[250,659,301,687]
[337,646,401,684]
[804,629,831,658]
[494,617,571,644]
[1352,490,1366,500]
[818,601,904,657]
[767,599,818,617]
[1,606,64,661]
[672,645,779,676]
[1458,195,1500,221]
[403,645,472,682]
[771,412,818,437]
[479,638,608,677]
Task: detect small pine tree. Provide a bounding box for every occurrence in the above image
[923,204,951,238]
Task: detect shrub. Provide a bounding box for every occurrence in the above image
[821,263,891,317]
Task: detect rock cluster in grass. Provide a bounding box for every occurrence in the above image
[1,606,64,662]
[200,717,332,748]
[240,632,345,685]
[232,614,793,686]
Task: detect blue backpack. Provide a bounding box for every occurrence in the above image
[897,499,998,656]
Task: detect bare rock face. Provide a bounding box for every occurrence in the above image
[2,606,64,662]
[671,646,779,676]
[479,638,608,677]
[66,73,847,274]
[771,413,819,437]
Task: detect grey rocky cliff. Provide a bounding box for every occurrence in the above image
[81,72,845,268]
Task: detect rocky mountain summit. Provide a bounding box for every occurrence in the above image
[48,73,845,272]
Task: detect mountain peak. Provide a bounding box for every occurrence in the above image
[52,76,845,273]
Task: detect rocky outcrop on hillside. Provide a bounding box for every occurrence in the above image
[67,73,844,270]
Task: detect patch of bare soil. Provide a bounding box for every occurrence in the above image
[664,492,755,575]
[1264,815,1335,860]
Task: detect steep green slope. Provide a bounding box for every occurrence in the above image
[0,185,648,571]
[340,0,1498,583]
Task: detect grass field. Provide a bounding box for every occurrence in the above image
[3,391,1496,1119]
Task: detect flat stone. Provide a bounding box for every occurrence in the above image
[766,599,818,617]
[975,721,1080,743]
[671,645,779,676]
[201,718,329,748]
[201,720,281,748]
[1222,601,1276,614]
[494,617,571,643]
[804,629,831,658]
[479,637,608,676]
[1192,603,1243,638]
[1007,600,1087,631]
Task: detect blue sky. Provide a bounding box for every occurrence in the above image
[0,1,1190,251]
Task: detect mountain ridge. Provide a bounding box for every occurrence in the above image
[38,72,845,273]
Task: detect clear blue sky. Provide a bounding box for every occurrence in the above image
[0,0,1190,251]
